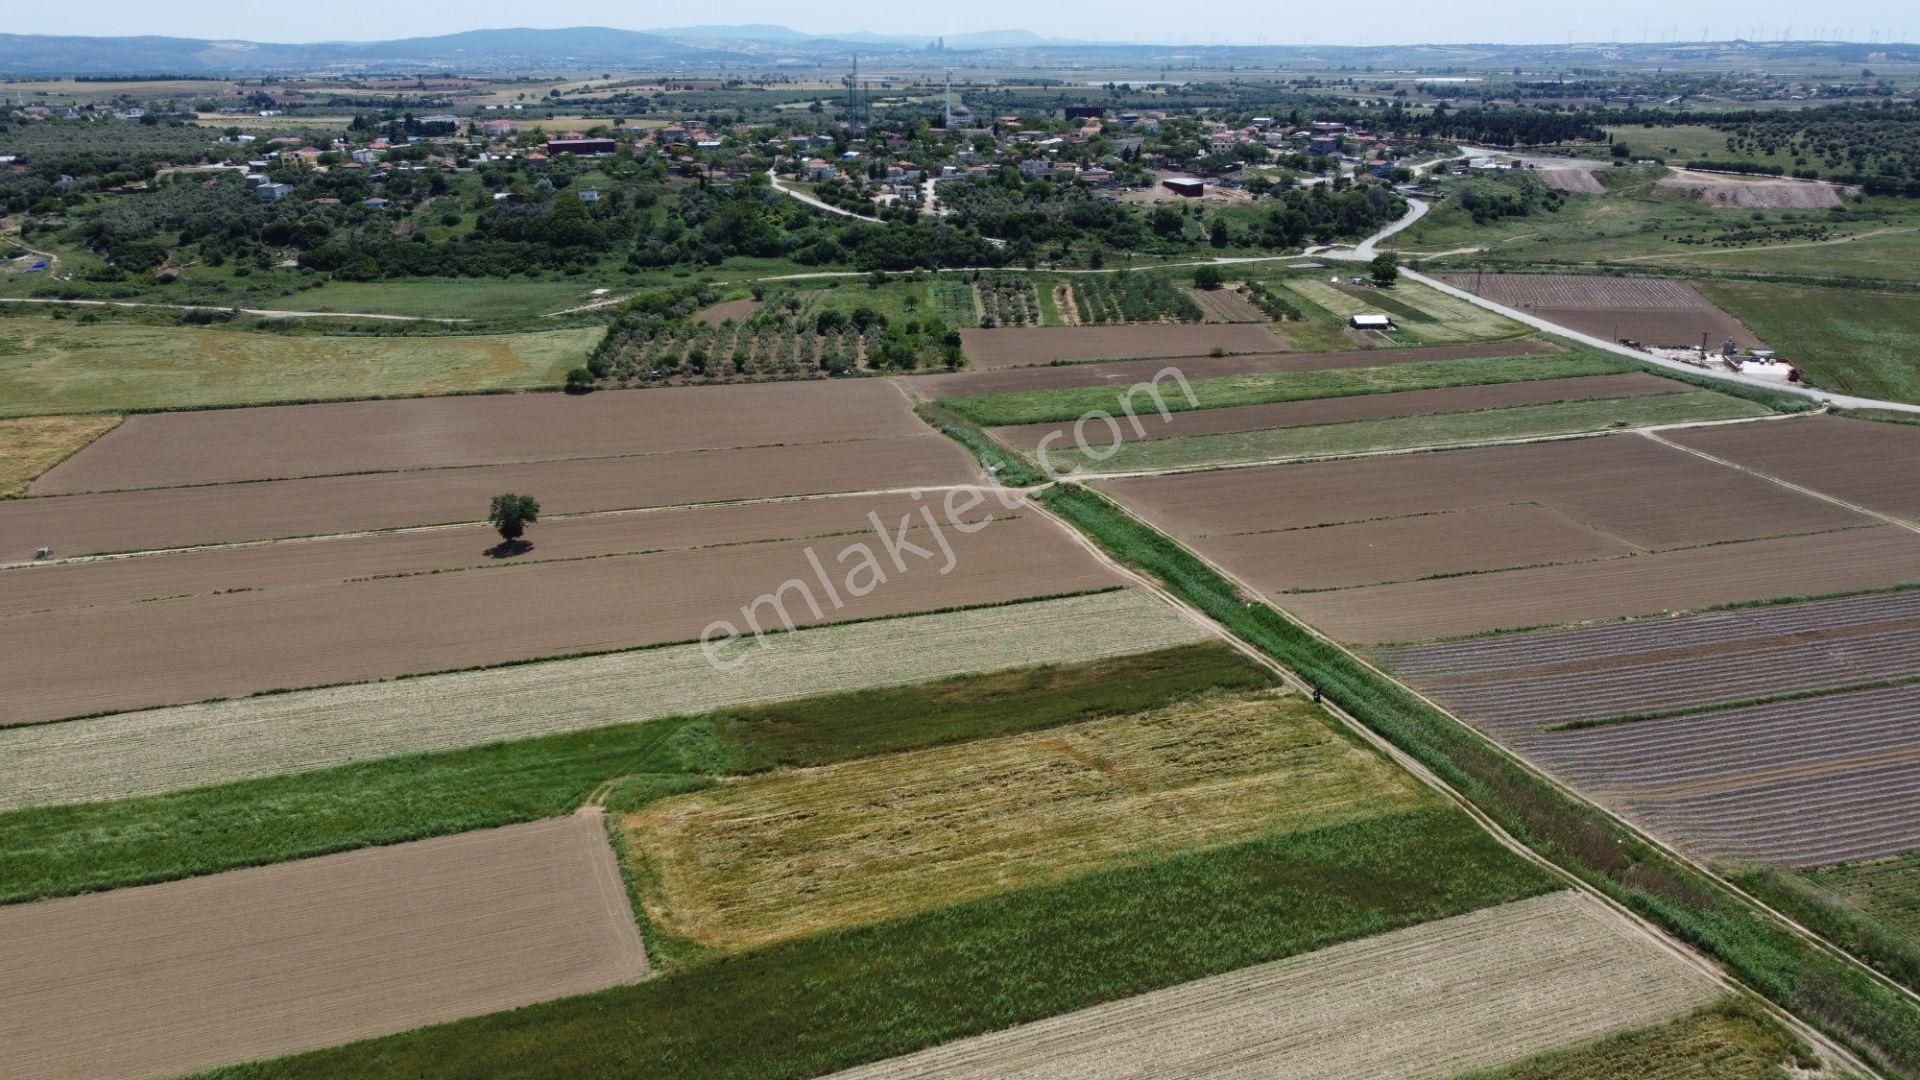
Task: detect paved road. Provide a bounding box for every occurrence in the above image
[767,168,884,224]
[0,297,464,323]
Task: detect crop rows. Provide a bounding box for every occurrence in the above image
[1376,590,1920,731]
[975,273,1041,327]
[604,320,873,379]
[929,279,980,328]
[1068,272,1204,325]
[1444,274,1712,310]
[1244,280,1304,320]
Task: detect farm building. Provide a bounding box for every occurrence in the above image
[1350,313,1395,330]
[546,138,618,157]
[1162,177,1205,198]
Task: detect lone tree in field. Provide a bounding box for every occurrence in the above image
[1193,264,1225,290]
[1369,252,1400,288]
[488,494,541,544]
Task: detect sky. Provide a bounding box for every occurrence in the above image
[3,0,1913,46]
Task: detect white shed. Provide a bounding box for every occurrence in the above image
[1349,313,1394,330]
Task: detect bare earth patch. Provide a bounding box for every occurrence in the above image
[0,814,649,1080]
[693,298,761,326]
[830,891,1723,1080]
[1659,168,1848,210]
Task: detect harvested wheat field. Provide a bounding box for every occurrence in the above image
[831,891,1723,1080]
[1283,526,1920,644]
[0,434,975,559]
[911,340,1561,398]
[0,590,1206,811]
[0,506,1123,725]
[989,373,1684,452]
[0,415,118,498]
[1659,169,1849,209]
[0,814,649,1080]
[1438,274,1763,349]
[1667,414,1920,522]
[959,323,1286,369]
[34,379,928,494]
[625,691,1423,951]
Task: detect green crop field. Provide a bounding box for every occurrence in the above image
[943,350,1627,427]
[1036,390,1765,473]
[1700,281,1920,404]
[0,315,599,416]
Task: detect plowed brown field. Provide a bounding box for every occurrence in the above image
[1667,414,1920,522]
[1439,274,1762,348]
[959,323,1286,369]
[0,814,649,1080]
[989,373,1682,451]
[0,504,1120,725]
[1095,434,1864,549]
[913,340,1561,398]
[0,435,975,559]
[1284,526,1920,644]
[35,380,929,494]
[1188,287,1268,323]
[830,891,1722,1080]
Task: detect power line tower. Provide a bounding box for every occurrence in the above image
[845,54,866,136]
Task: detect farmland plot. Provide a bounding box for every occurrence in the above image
[1033,389,1763,474]
[0,416,118,498]
[990,373,1678,450]
[831,891,1723,1080]
[958,323,1285,369]
[34,379,934,493]
[0,814,649,1080]
[1439,273,1763,349]
[1518,684,1920,867]
[0,434,976,559]
[1188,286,1268,323]
[1667,414,1920,522]
[1374,590,1920,734]
[0,506,1125,725]
[910,339,1562,398]
[625,691,1425,951]
[0,590,1208,811]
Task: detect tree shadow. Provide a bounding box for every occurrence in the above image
[486,539,533,559]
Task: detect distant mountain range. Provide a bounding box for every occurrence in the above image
[0,26,1909,77]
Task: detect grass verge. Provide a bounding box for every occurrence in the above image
[1036,482,1920,1077]
[912,399,1044,484]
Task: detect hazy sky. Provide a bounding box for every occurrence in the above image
[4,0,1913,46]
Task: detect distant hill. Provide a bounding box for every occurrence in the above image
[0,28,1910,77]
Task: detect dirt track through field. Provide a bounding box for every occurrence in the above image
[988,373,1682,451]
[34,380,931,494]
[959,323,1287,369]
[830,890,1722,1080]
[0,506,1123,725]
[0,590,1207,811]
[1,435,976,559]
[0,814,649,1080]
[913,340,1561,398]
[1667,415,1920,522]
